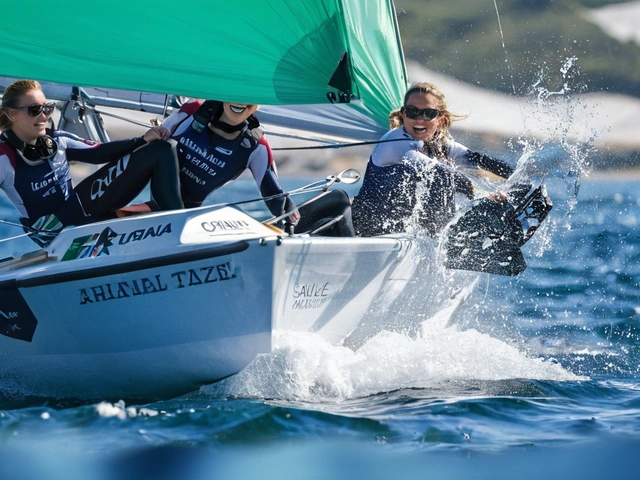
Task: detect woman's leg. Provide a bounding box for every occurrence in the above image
[74,140,183,216]
[148,141,184,210]
[295,189,355,237]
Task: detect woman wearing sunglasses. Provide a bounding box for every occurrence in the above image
[351,82,514,237]
[0,79,183,235]
[163,99,358,236]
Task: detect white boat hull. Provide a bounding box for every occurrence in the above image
[0,205,469,400]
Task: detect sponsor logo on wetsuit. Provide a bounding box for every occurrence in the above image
[215,147,233,155]
[179,137,227,169]
[90,156,130,200]
[30,172,56,192]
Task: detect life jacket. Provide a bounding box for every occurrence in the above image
[352,159,461,236]
[0,131,66,246]
[115,101,268,215]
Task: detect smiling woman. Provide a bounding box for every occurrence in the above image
[162,98,359,236]
[351,81,515,237]
[162,99,300,224]
[0,79,183,238]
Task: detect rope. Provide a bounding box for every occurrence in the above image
[0,219,43,233]
[93,109,154,128]
[271,137,409,151]
[0,233,31,244]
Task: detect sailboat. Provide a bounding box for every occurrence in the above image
[0,0,549,401]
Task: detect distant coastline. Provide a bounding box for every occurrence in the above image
[408,61,640,154]
[585,1,640,45]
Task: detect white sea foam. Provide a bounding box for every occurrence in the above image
[95,400,159,419]
[213,325,582,403]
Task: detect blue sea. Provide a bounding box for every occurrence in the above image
[0,171,639,479]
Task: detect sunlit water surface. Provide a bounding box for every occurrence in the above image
[0,172,639,479]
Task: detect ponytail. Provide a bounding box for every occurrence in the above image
[0,109,12,132]
[388,108,403,129]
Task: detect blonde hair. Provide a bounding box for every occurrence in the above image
[391,82,467,145]
[389,109,403,130]
[0,79,42,131]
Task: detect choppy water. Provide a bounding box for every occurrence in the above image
[0,174,639,479]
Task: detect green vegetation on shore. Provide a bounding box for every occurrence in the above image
[394,0,640,98]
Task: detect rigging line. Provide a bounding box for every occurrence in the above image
[0,219,54,234]
[492,0,516,96]
[492,0,527,128]
[93,109,153,129]
[206,184,332,210]
[87,112,407,150]
[271,137,409,151]
[161,94,170,119]
[0,233,31,244]
[262,130,348,145]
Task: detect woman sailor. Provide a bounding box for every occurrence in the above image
[162,99,299,222]
[163,99,356,236]
[0,79,183,235]
[351,82,514,237]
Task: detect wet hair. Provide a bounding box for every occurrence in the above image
[390,82,467,145]
[0,79,42,131]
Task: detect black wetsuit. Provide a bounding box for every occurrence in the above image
[163,100,289,215]
[0,129,182,226]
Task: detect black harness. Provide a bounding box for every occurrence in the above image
[187,100,262,148]
[0,129,58,163]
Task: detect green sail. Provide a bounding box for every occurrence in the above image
[0,0,407,127]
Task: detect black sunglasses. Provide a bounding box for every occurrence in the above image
[10,102,56,117]
[401,105,441,120]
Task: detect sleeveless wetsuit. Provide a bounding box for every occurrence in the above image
[0,130,182,226]
[163,100,288,216]
[351,127,514,237]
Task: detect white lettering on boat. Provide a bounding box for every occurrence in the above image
[115,223,172,245]
[0,309,19,320]
[78,261,236,305]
